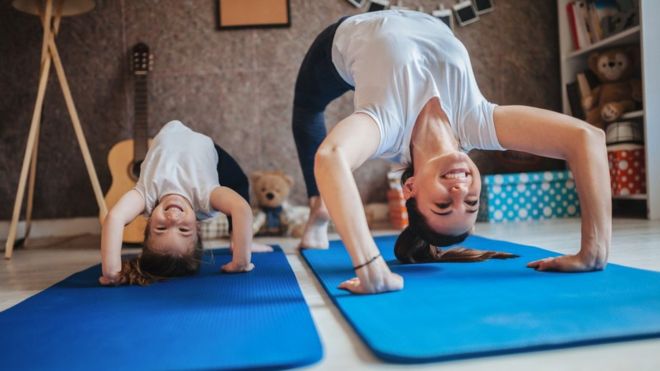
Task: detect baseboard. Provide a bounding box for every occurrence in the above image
[0,217,101,240]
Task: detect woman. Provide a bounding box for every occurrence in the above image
[292,10,611,294]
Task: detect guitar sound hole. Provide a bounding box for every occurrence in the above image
[130,160,143,182]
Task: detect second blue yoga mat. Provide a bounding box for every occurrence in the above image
[301,235,660,363]
[0,246,322,370]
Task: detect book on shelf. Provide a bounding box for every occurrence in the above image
[588,2,604,42]
[576,72,592,111]
[567,1,593,50]
[565,2,580,50]
[566,81,585,119]
[565,0,638,51]
[565,70,600,120]
[592,0,620,38]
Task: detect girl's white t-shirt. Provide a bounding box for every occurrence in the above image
[134,120,220,220]
[331,10,505,162]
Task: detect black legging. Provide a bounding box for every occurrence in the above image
[215,144,249,231]
[292,16,353,198]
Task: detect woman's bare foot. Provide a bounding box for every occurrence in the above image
[299,196,330,249]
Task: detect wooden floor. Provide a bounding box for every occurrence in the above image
[2,218,660,370]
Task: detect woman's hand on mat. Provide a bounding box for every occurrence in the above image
[338,260,403,294]
[527,253,606,272]
[221,260,255,273]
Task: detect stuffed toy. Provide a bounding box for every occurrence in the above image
[583,46,642,129]
[251,170,306,236]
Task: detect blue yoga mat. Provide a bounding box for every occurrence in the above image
[301,235,660,363]
[0,247,322,370]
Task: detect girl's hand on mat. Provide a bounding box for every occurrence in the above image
[527,254,604,272]
[99,274,123,286]
[250,242,274,253]
[221,261,255,273]
[230,241,273,253]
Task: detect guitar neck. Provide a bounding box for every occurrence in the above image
[133,74,149,161]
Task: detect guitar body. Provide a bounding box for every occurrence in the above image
[104,139,152,244]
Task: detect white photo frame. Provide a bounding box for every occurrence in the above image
[432,8,454,30]
[453,0,479,26]
[367,0,389,12]
[389,1,410,10]
[474,0,494,15]
[345,0,366,8]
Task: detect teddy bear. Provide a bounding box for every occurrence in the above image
[582,46,642,129]
[251,170,307,237]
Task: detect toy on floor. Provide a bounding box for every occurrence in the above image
[252,170,307,237]
[583,46,642,129]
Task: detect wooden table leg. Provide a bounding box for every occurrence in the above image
[4,0,54,260]
[23,124,40,247]
[23,4,64,247]
[47,34,109,220]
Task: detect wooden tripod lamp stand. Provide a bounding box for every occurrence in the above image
[5,0,107,259]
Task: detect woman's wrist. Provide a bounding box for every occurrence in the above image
[578,243,609,270]
[353,253,382,270]
[580,253,608,270]
[355,256,393,291]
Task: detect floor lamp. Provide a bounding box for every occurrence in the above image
[5,0,107,259]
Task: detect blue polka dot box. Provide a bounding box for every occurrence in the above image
[477,170,581,223]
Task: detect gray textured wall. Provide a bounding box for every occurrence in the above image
[0,0,560,220]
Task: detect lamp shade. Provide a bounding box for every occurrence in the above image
[12,0,95,17]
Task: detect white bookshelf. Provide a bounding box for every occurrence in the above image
[558,0,660,220]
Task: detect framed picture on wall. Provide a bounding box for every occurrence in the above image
[217,0,291,30]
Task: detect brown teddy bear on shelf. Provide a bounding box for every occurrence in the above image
[251,170,296,236]
[583,46,642,129]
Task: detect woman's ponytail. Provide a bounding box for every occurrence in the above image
[394,225,436,263]
[394,197,518,263]
[394,224,518,263]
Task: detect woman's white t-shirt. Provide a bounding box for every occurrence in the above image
[331,10,504,162]
[134,120,220,220]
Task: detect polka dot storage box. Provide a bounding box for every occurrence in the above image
[607,144,646,196]
[478,170,581,223]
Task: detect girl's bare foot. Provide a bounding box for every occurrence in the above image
[299,196,330,249]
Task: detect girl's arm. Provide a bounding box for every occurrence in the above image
[493,105,611,271]
[210,186,254,273]
[100,190,145,285]
[315,113,404,294]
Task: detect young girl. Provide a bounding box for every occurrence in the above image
[292,10,611,294]
[100,120,270,286]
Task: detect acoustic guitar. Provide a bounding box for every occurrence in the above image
[104,43,153,244]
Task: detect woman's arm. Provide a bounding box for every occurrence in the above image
[100,190,145,285]
[315,112,403,293]
[493,105,611,271]
[210,186,254,273]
